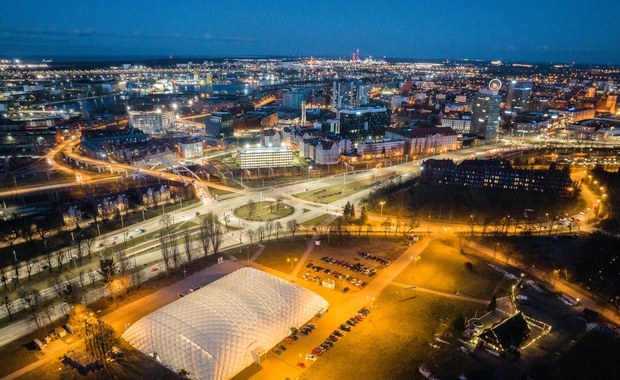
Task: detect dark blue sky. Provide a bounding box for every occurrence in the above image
[1,0,619,64]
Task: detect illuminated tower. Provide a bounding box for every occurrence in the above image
[506,79,532,112]
[470,79,502,141]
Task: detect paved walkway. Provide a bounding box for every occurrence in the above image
[390,281,489,305]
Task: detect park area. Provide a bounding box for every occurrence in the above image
[294,173,396,203]
[305,288,488,379]
[233,200,294,221]
[395,238,512,300]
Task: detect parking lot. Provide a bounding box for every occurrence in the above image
[232,236,428,380]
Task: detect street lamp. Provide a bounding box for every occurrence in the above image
[286,257,298,280]
[379,201,386,218]
[307,166,312,182]
[366,295,376,308]
[411,255,421,280]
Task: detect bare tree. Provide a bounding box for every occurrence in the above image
[246,229,256,245]
[265,220,274,241]
[256,226,265,243]
[25,257,36,281]
[0,267,9,291]
[83,233,96,262]
[84,318,117,361]
[198,220,211,257]
[44,248,54,274]
[287,219,299,241]
[247,199,256,220]
[275,221,283,239]
[159,215,174,276]
[181,226,193,263]
[18,288,42,328]
[54,249,66,272]
[75,236,86,266]
[88,271,97,286]
[2,295,13,321]
[381,219,392,236]
[203,212,222,255]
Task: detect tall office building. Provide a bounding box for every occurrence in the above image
[205,112,234,138]
[338,107,390,141]
[471,90,501,141]
[506,80,532,112]
[332,80,370,109]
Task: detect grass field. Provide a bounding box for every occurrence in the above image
[300,213,333,227]
[294,173,396,203]
[254,239,310,273]
[306,287,488,380]
[233,201,294,221]
[395,238,511,300]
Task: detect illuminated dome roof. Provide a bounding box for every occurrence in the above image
[122,267,328,380]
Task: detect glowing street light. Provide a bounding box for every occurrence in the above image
[411,255,421,280]
[286,257,298,280]
[379,201,386,218]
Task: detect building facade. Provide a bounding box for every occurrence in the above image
[549,107,596,123]
[384,127,458,156]
[260,129,282,147]
[338,107,390,141]
[507,80,533,112]
[236,147,294,169]
[356,139,405,158]
[441,113,471,133]
[178,140,203,159]
[205,112,234,138]
[128,110,175,135]
[470,90,501,140]
[420,159,576,196]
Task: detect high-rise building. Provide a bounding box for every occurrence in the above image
[338,107,390,141]
[128,109,174,135]
[506,80,533,112]
[205,112,234,138]
[332,80,370,109]
[470,90,501,140]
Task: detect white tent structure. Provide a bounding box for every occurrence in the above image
[122,267,329,380]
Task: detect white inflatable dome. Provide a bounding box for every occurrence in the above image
[122,267,328,379]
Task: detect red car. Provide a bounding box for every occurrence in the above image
[312,347,324,357]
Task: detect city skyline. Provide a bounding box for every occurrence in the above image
[1,0,620,64]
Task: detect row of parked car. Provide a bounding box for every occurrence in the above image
[311,307,370,358]
[319,256,378,277]
[358,251,392,266]
[303,269,368,290]
[272,323,318,356]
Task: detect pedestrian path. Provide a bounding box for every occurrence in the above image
[390,281,489,305]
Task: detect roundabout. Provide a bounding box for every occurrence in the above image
[233,200,295,221]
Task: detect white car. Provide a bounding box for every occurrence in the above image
[305,354,317,361]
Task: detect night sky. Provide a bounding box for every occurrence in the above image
[1,0,619,64]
